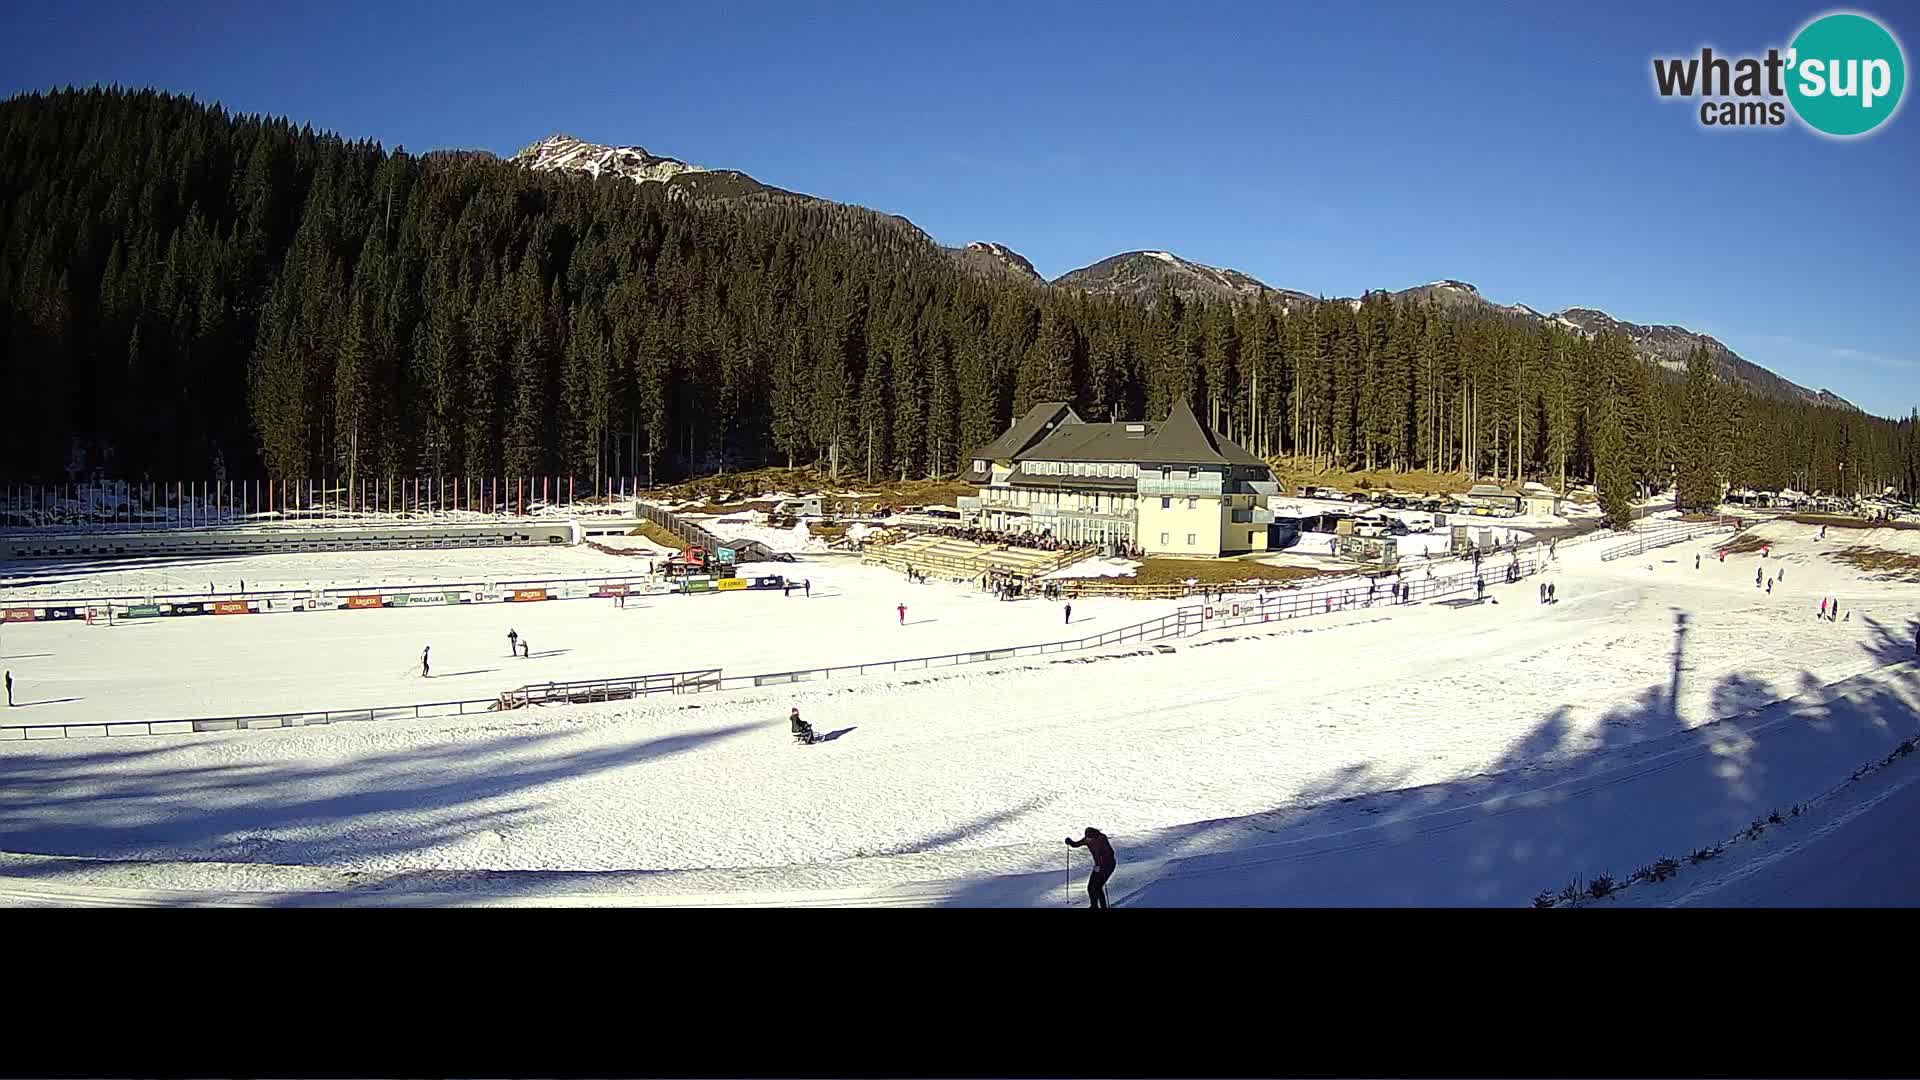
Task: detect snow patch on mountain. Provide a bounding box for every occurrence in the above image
[512,133,709,186]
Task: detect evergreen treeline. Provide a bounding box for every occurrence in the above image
[4,88,1916,516]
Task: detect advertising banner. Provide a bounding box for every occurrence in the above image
[511,588,548,602]
[167,602,207,616]
[125,604,162,618]
[683,579,710,593]
[345,595,384,609]
[45,606,79,621]
[213,601,250,615]
[717,548,736,564]
[591,583,629,598]
[1,609,36,623]
[715,577,747,592]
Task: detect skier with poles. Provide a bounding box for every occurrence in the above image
[1065,826,1117,909]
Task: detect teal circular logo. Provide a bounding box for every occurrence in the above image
[1787,12,1906,136]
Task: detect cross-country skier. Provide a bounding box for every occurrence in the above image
[1821,598,1828,618]
[804,579,812,598]
[1767,579,1773,594]
[421,646,431,678]
[1064,602,1073,625]
[1695,554,1700,570]
[1066,827,1117,909]
[4,670,11,707]
[1756,567,1763,587]
[897,602,907,626]
[508,629,518,656]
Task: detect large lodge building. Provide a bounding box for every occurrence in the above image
[958,400,1282,558]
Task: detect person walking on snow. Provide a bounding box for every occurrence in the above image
[804,579,812,598]
[1821,598,1828,618]
[508,629,518,657]
[897,603,907,626]
[1539,582,1546,605]
[1548,583,1556,603]
[4,670,11,707]
[1064,602,1073,625]
[1065,826,1117,909]
[421,646,431,678]
[1756,567,1763,588]
[520,637,530,658]
[1695,553,1700,570]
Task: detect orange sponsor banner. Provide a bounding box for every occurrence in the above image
[511,588,548,602]
[345,595,384,609]
[2,608,36,622]
[213,600,250,615]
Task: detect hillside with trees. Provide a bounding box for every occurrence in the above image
[3,88,1915,515]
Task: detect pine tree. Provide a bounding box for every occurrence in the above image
[1674,346,1721,510]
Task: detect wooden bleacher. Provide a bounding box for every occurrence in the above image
[863,533,1093,581]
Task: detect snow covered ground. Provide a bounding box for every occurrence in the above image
[2,518,1916,905]
[0,552,1185,725]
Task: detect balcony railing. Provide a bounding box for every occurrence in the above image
[1136,475,1223,497]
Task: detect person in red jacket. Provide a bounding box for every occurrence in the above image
[1065,826,1117,909]
[897,602,907,626]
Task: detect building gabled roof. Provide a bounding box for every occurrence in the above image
[970,399,1269,471]
[1139,398,1265,467]
[974,402,1079,462]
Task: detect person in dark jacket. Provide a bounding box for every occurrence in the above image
[421,646,431,678]
[1066,827,1117,908]
[1064,602,1073,625]
[508,629,518,657]
[804,579,812,598]
[4,669,11,707]
[790,707,815,744]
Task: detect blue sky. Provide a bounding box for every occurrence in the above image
[5,0,1916,417]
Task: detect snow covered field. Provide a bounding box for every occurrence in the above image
[1,518,1915,905]
[1,550,1185,725]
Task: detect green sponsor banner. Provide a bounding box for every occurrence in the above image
[717,547,736,564]
[125,604,162,618]
[445,591,464,605]
[683,579,710,593]
[390,594,409,607]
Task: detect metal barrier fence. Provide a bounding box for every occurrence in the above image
[1599,517,1741,561]
[497,669,724,707]
[0,696,505,741]
[0,476,649,534]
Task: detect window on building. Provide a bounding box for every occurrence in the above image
[1160,467,1171,480]
[1188,467,1199,480]
[1160,532,1169,545]
[1161,497,1171,509]
[1186,497,1197,509]
[1186,533,1197,546]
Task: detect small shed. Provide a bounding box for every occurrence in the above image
[1518,482,1560,518]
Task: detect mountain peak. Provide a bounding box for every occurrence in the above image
[957,241,1043,284]
[511,133,708,185]
[1052,249,1314,306]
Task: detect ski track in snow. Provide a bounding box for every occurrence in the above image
[0,518,1916,904]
